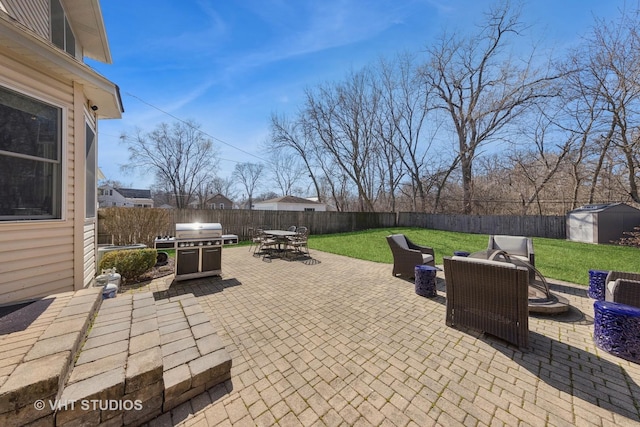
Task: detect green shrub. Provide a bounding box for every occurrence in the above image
[98,248,157,282]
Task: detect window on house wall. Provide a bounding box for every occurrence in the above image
[85,123,96,218]
[50,0,76,57]
[304,208,315,212]
[220,203,225,210]
[0,86,62,220]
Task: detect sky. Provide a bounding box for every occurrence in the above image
[88,0,632,190]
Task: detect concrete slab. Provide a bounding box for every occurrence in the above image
[161,337,196,358]
[23,333,79,362]
[188,349,232,389]
[0,351,70,413]
[130,318,159,338]
[195,334,225,356]
[129,330,161,355]
[75,340,128,365]
[125,346,163,394]
[57,367,125,425]
[162,347,200,371]
[163,365,191,404]
[67,352,128,384]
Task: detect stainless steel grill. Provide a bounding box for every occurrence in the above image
[175,222,222,243]
[154,222,235,281]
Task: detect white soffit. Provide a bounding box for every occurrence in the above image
[61,0,112,64]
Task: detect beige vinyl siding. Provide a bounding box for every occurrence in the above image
[0,51,79,304]
[83,221,96,286]
[1,0,49,40]
[0,224,75,304]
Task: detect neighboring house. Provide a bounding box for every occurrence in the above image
[187,193,234,210]
[98,186,154,208]
[208,193,233,210]
[253,195,327,211]
[0,0,123,304]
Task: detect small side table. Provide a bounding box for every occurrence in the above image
[415,265,440,298]
[594,300,640,364]
[589,269,609,300]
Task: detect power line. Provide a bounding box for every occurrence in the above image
[121,91,271,164]
[98,132,244,165]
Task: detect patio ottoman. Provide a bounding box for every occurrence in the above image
[589,269,609,300]
[593,300,640,364]
[415,265,440,298]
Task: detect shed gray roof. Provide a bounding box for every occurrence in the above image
[569,202,640,213]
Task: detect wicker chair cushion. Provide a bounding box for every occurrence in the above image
[491,236,529,257]
[389,234,409,250]
[451,256,517,269]
[422,254,434,264]
[606,281,616,301]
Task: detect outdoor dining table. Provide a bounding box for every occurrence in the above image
[263,230,298,255]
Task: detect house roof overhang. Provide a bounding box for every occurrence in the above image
[0,11,123,119]
[61,0,112,64]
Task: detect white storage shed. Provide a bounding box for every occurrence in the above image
[566,203,640,244]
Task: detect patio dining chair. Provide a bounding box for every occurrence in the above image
[288,226,309,258]
[248,227,263,253]
[255,229,277,256]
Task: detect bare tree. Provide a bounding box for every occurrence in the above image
[266,151,307,196]
[232,162,263,209]
[304,68,382,211]
[269,113,323,200]
[210,176,239,200]
[421,1,562,214]
[121,120,217,208]
[378,53,437,212]
[583,10,640,203]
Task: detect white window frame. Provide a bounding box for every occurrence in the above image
[85,119,97,218]
[0,83,66,222]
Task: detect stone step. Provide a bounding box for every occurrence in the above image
[0,287,103,427]
[55,292,231,427]
[157,294,232,413]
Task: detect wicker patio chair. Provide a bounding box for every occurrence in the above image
[605,271,640,308]
[443,256,529,349]
[386,234,435,279]
[487,235,535,266]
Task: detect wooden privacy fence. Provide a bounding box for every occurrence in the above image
[98,209,397,244]
[397,212,566,239]
[98,209,566,244]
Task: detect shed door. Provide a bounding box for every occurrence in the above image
[568,213,594,243]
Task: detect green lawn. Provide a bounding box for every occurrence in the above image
[308,227,640,285]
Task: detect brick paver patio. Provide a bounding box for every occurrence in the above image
[135,246,640,426]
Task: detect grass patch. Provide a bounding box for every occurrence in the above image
[308,227,640,285]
